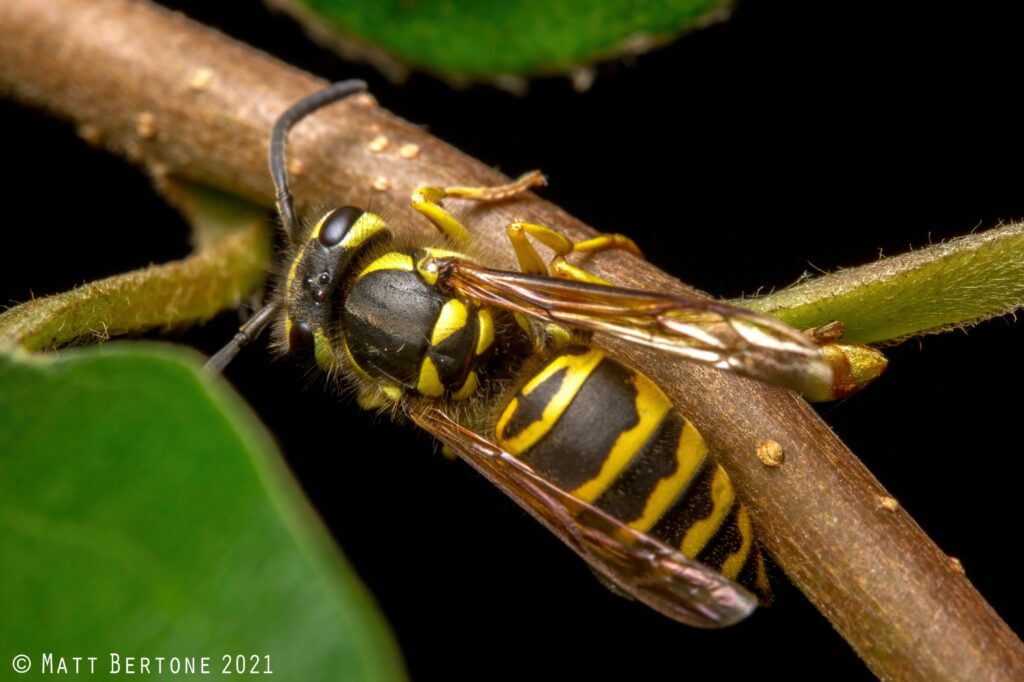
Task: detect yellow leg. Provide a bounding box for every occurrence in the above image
[411,170,546,248]
[505,223,549,275]
[503,220,641,285]
[502,219,633,348]
[551,259,615,285]
[573,233,642,258]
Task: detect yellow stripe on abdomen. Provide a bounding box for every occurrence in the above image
[681,465,736,558]
[572,370,671,502]
[495,347,605,456]
[628,420,708,532]
[720,505,755,580]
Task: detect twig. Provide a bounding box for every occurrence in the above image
[741,222,1024,345]
[0,0,1020,678]
[0,182,270,350]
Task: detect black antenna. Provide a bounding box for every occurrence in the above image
[205,80,368,373]
[204,301,281,373]
[270,80,368,242]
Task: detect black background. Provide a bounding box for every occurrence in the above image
[2,1,1023,680]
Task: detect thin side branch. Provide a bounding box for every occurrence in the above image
[0,1,1020,679]
[0,197,269,351]
[741,222,1024,344]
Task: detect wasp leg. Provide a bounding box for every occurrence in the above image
[411,171,546,248]
[505,221,641,285]
[354,380,404,411]
[550,259,615,285]
[356,389,392,411]
[572,233,643,258]
[504,221,634,340]
[505,223,550,275]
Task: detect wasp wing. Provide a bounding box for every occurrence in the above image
[411,406,758,629]
[437,259,832,398]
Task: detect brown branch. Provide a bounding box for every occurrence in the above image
[1,0,1020,678]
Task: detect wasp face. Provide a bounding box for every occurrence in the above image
[282,207,390,356]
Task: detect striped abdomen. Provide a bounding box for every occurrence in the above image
[495,345,770,599]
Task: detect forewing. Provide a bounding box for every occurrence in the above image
[411,407,758,629]
[437,259,832,398]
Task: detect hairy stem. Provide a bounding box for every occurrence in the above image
[741,222,1024,344]
[0,195,269,351]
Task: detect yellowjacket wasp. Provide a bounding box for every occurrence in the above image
[207,80,881,628]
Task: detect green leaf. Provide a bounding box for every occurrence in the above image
[0,345,405,681]
[0,182,271,352]
[269,0,733,84]
[739,223,1024,344]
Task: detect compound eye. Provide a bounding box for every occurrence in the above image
[318,206,363,247]
[288,320,314,352]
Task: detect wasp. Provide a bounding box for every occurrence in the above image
[207,80,885,628]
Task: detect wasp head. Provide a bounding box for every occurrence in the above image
[282,206,389,362]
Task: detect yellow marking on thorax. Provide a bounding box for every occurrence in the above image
[475,309,495,355]
[451,371,479,401]
[681,465,736,559]
[417,262,439,286]
[572,371,672,503]
[416,248,470,285]
[629,420,708,532]
[424,247,466,259]
[496,348,605,455]
[720,505,755,580]
[360,251,414,278]
[431,299,469,345]
[417,356,445,397]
